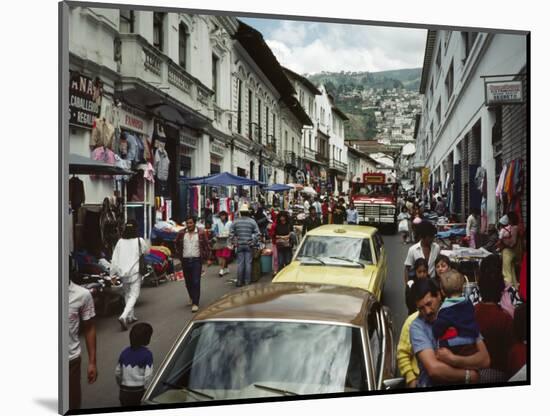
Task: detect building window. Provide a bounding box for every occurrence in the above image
[266,107,269,143]
[285,130,288,152]
[309,131,312,149]
[445,61,454,101]
[153,12,165,51]
[257,98,262,143]
[248,89,253,139]
[120,10,134,33]
[436,100,441,128]
[179,23,188,69]
[461,31,478,63]
[292,137,295,153]
[273,114,276,141]
[212,54,219,102]
[237,79,243,134]
[435,44,441,79]
[308,97,313,116]
[429,81,434,107]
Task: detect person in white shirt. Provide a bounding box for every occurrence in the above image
[213,211,233,277]
[397,206,411,244]
[466,207,480,248]
[312,197,322,216]
[303,197,310,212]
[68,260,97,410]
[403,221,441,283]
[110,220,149,330]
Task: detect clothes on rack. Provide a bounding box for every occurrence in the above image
[154,148,170,181]
[91,147,116,180]
[496,164,508,200]
[143,162,155,183]
[69,176,85,210]
[90,118,115,149]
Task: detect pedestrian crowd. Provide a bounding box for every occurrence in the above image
[397,198,527,388]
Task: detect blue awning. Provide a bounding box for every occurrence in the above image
[180,172,264,186]
[265,184,293,192]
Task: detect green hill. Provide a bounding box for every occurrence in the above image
[305,68,421,140]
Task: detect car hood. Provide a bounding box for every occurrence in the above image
[273,262,378,293]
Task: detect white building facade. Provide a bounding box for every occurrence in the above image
[415,30,527,225]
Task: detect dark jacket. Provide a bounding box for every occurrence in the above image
[302,215,322,236]
[432,299,480,341]
[175,228,211,262]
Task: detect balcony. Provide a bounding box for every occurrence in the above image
[284,151,297,166]
[329,159,348,173]
[303,147,317,162]
[266,135,277,153]
[317,151,329,165]
[118,34,214,119]
[248,122,262,143]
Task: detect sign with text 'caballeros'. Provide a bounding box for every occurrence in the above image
[69,71,102,129]
[485,80,524,106]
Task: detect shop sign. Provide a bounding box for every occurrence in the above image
[180,135,197,148]
[485,80,524,106]
[210,142,225,157]
[69,71,102,129]
[120,108,147,134]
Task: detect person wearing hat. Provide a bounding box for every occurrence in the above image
[213,211,233,277]
[498,213,521,286]
[230,204,260,287]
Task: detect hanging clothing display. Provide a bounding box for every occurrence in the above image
[69,176,85,210]
[495,164,508,200]
[154,148,170,181]
[480,197,488,234]
[143,162,155,183]
[90,118,115,149]
[123,132,139,163]
[91,147,116,180]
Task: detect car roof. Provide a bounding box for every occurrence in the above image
[305,224,377,238]
[193,283,377,326]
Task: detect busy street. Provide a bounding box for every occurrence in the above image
[79,231,410,410]
[64,4,528,414]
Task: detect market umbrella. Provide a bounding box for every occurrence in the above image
[287,183,304,191]
[69,153,134,176]
[181,171,264,186]
[265,184,293,192]
[302,186,317,195]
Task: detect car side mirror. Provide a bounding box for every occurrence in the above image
[383,377,405,390]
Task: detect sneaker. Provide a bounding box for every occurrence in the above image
[218,270,224,277]
[118,317,128,331]
[128,317,138,324]
[191,305,199,313]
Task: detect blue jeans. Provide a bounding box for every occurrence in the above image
[237,247,252,285]
[278,247,293,271]
[182,258,202,305]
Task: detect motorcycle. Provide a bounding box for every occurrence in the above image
[75,272,124,317]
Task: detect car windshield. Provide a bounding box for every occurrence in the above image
[297,236,373,265]
[148,321,367,403]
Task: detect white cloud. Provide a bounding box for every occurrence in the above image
[261,20,427,74]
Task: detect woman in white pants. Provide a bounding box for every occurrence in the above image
[110,220,149,330]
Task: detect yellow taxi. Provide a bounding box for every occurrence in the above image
[273,225,388,300]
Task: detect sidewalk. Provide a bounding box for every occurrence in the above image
[79,257,274,410]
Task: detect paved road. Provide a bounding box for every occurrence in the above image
[79,233,410,410]
[380,233,411,341]
[79,261,275,410]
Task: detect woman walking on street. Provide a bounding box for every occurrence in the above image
[110,220,149,331]
[397,206,411,244]
[213,211,232,277]
[498,212,522,287]
[275,211,293,271]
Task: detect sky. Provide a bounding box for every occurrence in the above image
[240,17,427,75]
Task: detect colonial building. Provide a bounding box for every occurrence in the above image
[414,30,527,224]
[230,21,312,196]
